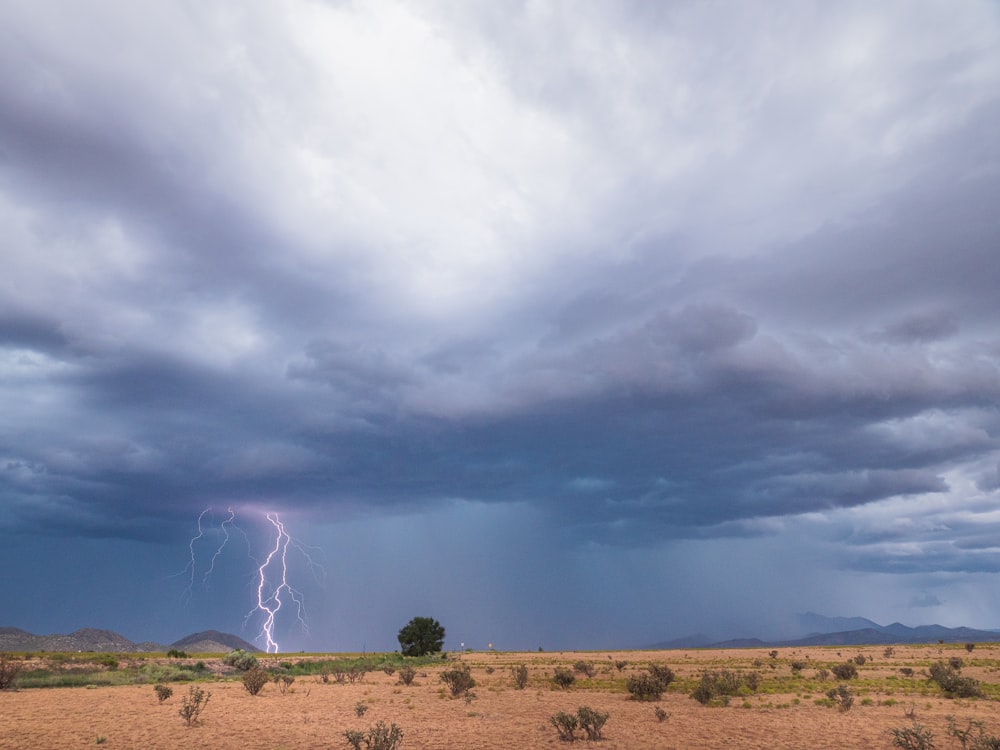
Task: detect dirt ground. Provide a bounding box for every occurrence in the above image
[3,646,1000,749]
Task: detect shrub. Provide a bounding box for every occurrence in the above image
[511,664,528,689]
[397,616,445,656]
[928,661,983,699]
[626,673,666,701]
[355,701,369,717]
[889,723,935,750]
[900,667,914,677]
[654,706,668,722]
[0,653,24,690]
[344,721,403,750]
[949,657,965,670]
[831,662,858,680]
[550,711,579,742]
[154,684,173,702]
[790,660,807,673]
[884,646,896,658]
[614,660,628,672]
[440,664,476,698]
[648,664,675,687]
[178,685,211,727]
[854,654,868,666]
[275,674,295,694]
[691,671,748,706]
[166,649,188,659]
[573,661,595,678]
[242,666,269,696]
[552,668,576,689]
[398,665,416,686]
[97,655,118,670]
[576,706,609,740]
[946,714,1000,750]
[223,649,258,671]
[826,684,854,712]
[966,643,976,653]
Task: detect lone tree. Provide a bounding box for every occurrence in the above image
[397,616,445,656]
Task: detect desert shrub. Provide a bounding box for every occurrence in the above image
[826,684,854,712]
[949,656,965,670]
[966,643,976,653]
[648,664,675,686]
[854,654,868,666]
[790,660,807,673]
[614,660,628,672]
[889,723,935,750]
[769,650,779,659]
[166,649,188,659]
[900,667,914,677]
[275,674,295,694]
[550,711,579,742]
[654,706,668,722]
[178,685,211,727]
[440,664,476,698]
[552,667,576,689]
[154,684,173,702]
[242,666,269,696]
[884,646,896,658]
[946,715,1000,750]
[344,720,404,750]
[96,655,118,670]
[816,668,830,680]
[511,664,528,689]
[484,665,495,674]
[626,673,666,701]
[928,661,983,698]
[223,649,258,671]
[573,661,595,678]
[355,701,369,717]
[0,653,24,690]
[691,670,748,706]
[398,665,416,686]
[347,665,369,684]
[831,662,858,680]
[576,706,609,740]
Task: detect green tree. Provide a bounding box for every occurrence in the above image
[397,616,445,656]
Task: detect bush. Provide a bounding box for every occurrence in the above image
[949,657,965,670]
[626,673,666,701]
[511,664,528,689]
[889,723,935,750]
[831,662,858,680]
[900,667,914,677]
[826,684,854,712]
[790,660,807,673]
[576,706,609,741]
[966,643,976,653]
[440,664,476,698]
[946,715,1000,750]
[242,666,269,696]
[178,685,211,727]
[691,671,750,706]
[614,660,628,672]
[573,661,595,678]
[154,684,173,702]
[398,665,416,686]
[654,706,668,722]
[648,664,675,687]
[928,661,983,699]
[275,674,295,694]
[223,649,259,671]
[166,649,188,659]
[355,701,369,717]
[397,616,445,657]
[344,720,403,750]
[550,711,579,742]
[0,653,23,690]
[552,667,576,689]
[854,654,868,666]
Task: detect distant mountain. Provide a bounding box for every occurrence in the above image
[0,626,258,653]
[648,616,1000,650]
[171,630,257,653]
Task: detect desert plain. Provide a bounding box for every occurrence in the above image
[3,644,1000,749]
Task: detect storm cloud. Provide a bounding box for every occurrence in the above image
[1,0,999,650]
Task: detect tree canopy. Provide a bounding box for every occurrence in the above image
[397,616,445,656]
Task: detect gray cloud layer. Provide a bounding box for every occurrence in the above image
[2,0,999,647]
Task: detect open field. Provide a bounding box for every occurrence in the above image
[3,644,1000,749]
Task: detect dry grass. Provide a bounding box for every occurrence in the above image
[2,644,999,748]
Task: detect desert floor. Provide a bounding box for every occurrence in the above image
[3,645,1000,749]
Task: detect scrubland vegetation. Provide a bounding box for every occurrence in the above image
[2,642,1000,748]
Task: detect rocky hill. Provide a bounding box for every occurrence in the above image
[0,626,257,653]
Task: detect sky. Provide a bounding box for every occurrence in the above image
[2,0,1000,653]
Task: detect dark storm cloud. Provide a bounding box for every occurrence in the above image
[2,0,1000,644]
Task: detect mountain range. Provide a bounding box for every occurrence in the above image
[649,613,1000,649]
[0,627,257,653]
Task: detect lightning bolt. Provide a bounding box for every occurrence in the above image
[178,507,323,653]
[248,512,311,653]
